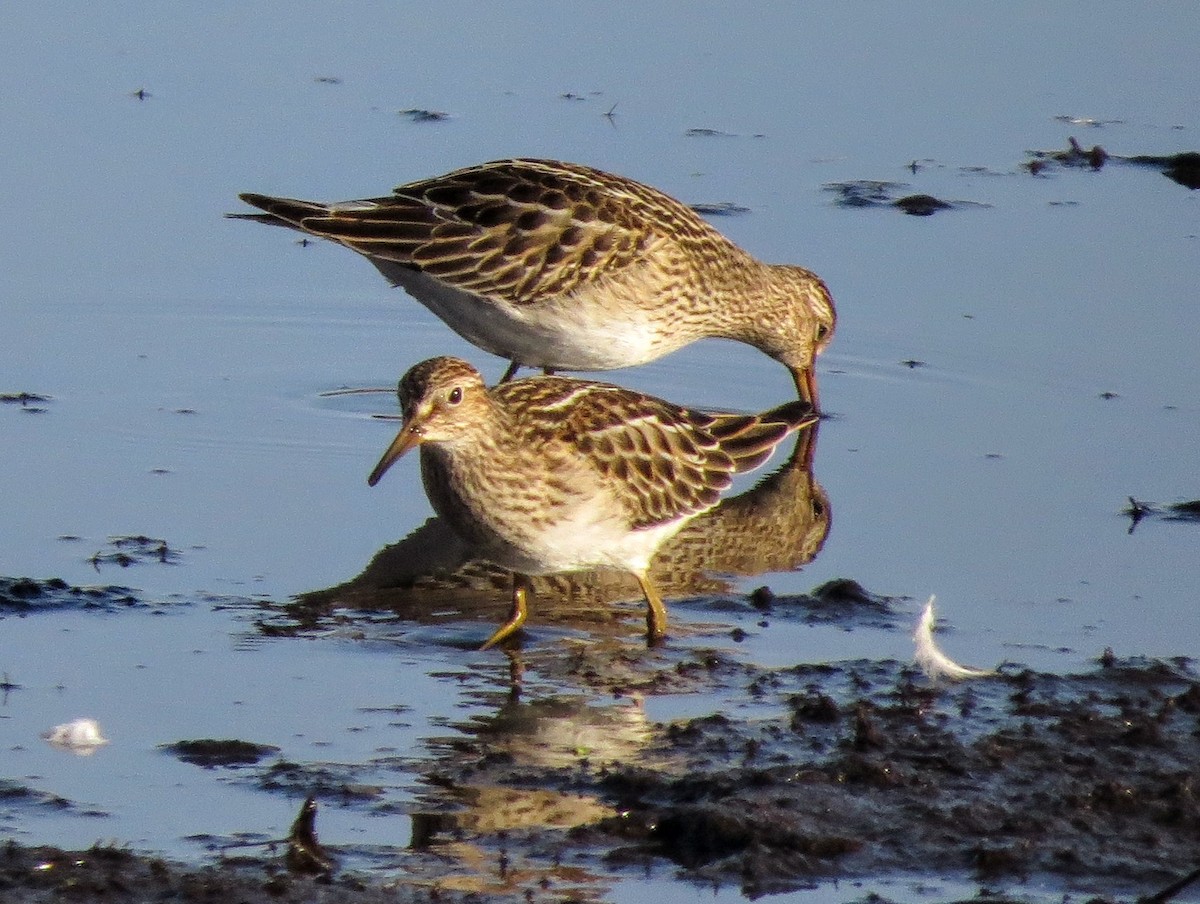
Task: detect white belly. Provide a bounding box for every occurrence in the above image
[423,447,697,577]
[392,271,663,371]
[494,514,688,578]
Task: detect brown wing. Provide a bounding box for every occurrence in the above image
[491,377,812,530]
[692,400,817,474]
[265,159,693,305]
[495,379,734,529]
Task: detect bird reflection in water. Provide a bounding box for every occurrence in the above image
[288,421,828,645]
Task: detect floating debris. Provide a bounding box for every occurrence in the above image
[317,385,394,398]
[893,193,954,216]
[1125,496,1200,532]
[398,108,450,123]
[685,127,737,138]
[43,719,109,755]
[824,180,903,208]
[689,201,751,216]
[0,577,139,612]
[913,596,994,683]
[1026,137,1200,189]
[824,181,967,215]
[1,392,51,405]
[1063,136,1108,169]
[313,76,342,85]
[1053,115,1125,128]
[1,391,51,413]
[1025,137,1108,172]
[1128,150,1200,190]
[1168,500,1200,520]
[128,87,151,101]
[802,579,900,630]
[89,535,178,570]
[1125,496,1154,533]
[162,738,280,768]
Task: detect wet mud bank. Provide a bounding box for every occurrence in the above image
[0,840,482,904]
[276,571,1200,901]
[416,643,1200,899]
[7,577,1200,902]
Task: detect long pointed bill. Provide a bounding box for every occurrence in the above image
[367,424,422,487]
[793,365,820,413]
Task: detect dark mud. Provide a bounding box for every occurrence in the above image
[0,840,479,904]
[398,108,451,123]
[822,181,973,216]
[7,634,1200,902]
[689,201,753,217]
[1026,137,1200,189]
[400,645,1200,900]
[1125,497,1200,533]
[162,739,282,768]
[0,577,140,614]
[87,535,182,571]
[826,136,1200,217]
[0,392,51,413]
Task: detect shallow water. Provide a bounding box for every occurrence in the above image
[2,3,1198,900]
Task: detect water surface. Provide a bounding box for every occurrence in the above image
[2,3,1197,900]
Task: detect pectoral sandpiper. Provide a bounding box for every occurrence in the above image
[365,356,816,648]
[234,158,835,405]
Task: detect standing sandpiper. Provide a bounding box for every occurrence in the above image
[366,356,817,648]
[235,158,835,405]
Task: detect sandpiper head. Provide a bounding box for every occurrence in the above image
[763,267,836,407]
[367,357,488,487]
[810,277,837,357]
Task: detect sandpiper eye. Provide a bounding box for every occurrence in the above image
[447,387,463,405]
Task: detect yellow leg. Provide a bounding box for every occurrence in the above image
[635,573,668,646]
[480,573,530,650]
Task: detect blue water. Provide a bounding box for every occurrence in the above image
[2,3,1197,900]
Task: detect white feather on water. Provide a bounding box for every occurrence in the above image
[913,596,994,682]
[42,718,110,755]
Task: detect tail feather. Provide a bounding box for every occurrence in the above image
[299,216,429,244]
[233,194,333,229]
[705,400,817,474]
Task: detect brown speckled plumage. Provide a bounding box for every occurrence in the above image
[366,356,815,647]
[297,422,828,639]
[235,158,835,404]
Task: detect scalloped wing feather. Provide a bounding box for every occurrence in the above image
[281,160,680,305]
[500,381,737,529]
